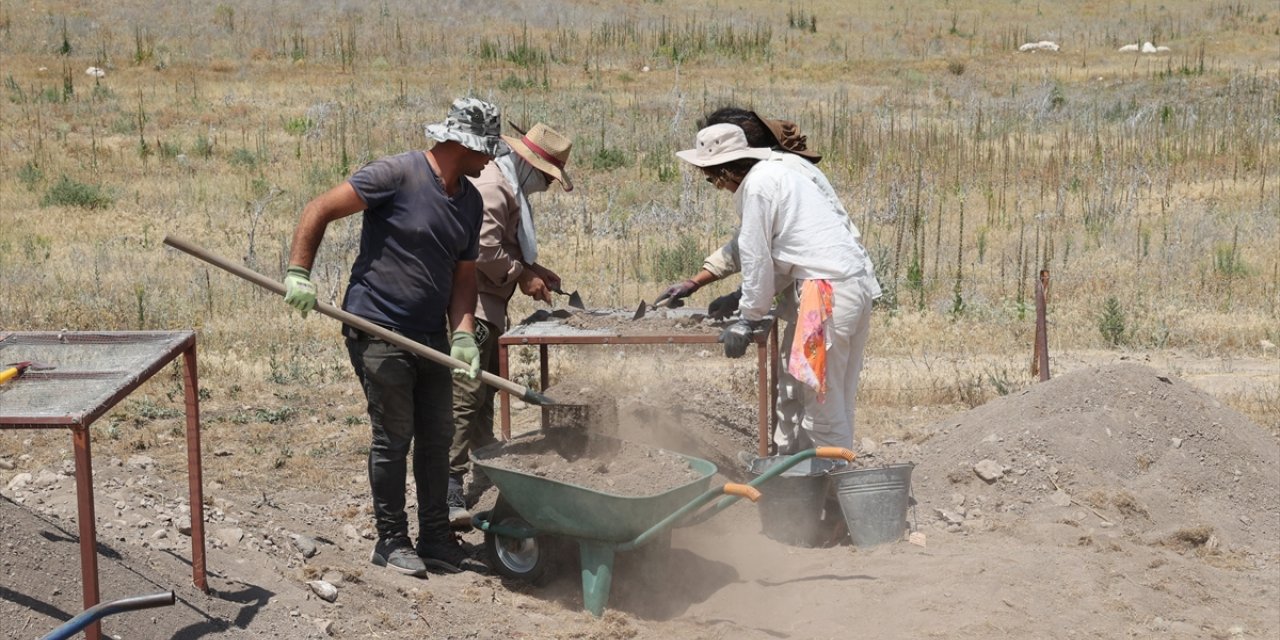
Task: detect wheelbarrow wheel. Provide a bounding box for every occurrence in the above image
[484,497,559,584]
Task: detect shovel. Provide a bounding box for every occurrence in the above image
[551,286,585,310]
[163,235,556,407]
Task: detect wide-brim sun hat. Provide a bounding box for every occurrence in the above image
[503,122,574,192]
[756,114,822,163]
[425,97,511,157]
[676,123,773,167]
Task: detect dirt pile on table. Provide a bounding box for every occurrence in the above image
[903,362,1279,559]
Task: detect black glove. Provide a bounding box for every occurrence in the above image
[654,279,699,309]
[707,289,742,320]
[718,318,765,358]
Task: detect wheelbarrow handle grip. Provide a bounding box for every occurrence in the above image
[815,447,857,463]
[722,483,762,503]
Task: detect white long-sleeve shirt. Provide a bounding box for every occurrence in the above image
[733,156,878,321]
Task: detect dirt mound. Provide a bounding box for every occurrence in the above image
[906,362,1279,557]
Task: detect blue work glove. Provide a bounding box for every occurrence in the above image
[283,266,317,317]
[450,331,482,380]
[654,279,700,308]
[707,289,742,321]
[718,318,766,359]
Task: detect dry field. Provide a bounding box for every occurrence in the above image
[1,0,1278,638]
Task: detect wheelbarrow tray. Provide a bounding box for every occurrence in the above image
[472,432,717,543]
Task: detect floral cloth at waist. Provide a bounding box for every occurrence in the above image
[788,279,833,402]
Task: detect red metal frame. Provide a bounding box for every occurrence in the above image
[0,331,208,640]
[497,326,777,455]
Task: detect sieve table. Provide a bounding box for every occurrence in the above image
[496,309,779,456]
[0,331,207,640]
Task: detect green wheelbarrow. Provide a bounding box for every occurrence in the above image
[471,433,855,616]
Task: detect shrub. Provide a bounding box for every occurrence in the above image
[17,161,42,190]
[41,175,112,209]
[650,235,703,282]
[1098,296,1127,347]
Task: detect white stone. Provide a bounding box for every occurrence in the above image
[308,580,338,603]
[974,459,1005,482]
[6,472,32,491]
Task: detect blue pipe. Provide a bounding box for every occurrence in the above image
[43,591,175,640]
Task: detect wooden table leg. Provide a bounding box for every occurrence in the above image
[72,426,102,640]
[756,340,769,457]
[182,345,208,592]
[499,343,511,440]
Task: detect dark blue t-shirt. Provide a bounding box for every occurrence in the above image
[343,151,482,335]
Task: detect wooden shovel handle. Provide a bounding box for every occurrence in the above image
[162,235,553,405]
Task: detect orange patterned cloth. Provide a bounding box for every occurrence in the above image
[788,279,834,402]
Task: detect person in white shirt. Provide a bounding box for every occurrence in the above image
[674,123,879,454]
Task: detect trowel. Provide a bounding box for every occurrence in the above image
[551,286,585,310]
[630,296,673,320]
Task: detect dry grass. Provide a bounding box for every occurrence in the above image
[1,0,1277,469]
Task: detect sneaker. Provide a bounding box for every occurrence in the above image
[370,536,427,577]
[418,537,488,574]
[448,481,473,528]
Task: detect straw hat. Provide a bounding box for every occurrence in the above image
[675,124,773,168]
[503,123,574,191]
[425,98,511,157]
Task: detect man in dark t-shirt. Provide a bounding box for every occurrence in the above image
[282,98,509,577]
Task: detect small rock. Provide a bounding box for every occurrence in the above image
[321,571,345,586]
[316,619,335,635]
[1171,437,1183,449]
[308,580,338,603]
[152,529,169,540]
[217,527,244,544]
[6,473,32,491]
[0,458,15,470]
[176,523,193,536]
[1049,490,1072,508]
[974,459,1005,482]
[291,534,319,558]
[860,437,877,456]
[342,524,362,541]
[946,523,962,533]
[1239,515,1253,526]
[935,508,965,525]
[126,455,156,469]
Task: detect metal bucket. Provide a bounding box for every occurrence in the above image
[748,456,843,547]
[830,463,914,547]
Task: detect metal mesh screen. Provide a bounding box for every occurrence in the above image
[0,331,192,423]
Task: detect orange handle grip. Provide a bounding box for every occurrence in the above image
[723,483,762,502]
[815,447,856,462]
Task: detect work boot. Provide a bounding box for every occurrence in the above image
[463,470,493,508]
[447,478,472,528]
[417,536,488,574]
[370,535,427,577]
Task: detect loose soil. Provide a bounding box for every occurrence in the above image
[2,357,1277,639]
[475,431,703,496]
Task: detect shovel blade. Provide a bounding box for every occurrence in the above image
[567,290,585,310]
[632,300,647,320]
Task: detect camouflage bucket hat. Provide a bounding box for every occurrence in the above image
[425,98,511,157]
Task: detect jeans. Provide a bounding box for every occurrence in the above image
[449,318,500,481]
[346,330,454,543]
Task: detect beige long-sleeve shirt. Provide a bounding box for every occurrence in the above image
[468,162,528,333]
